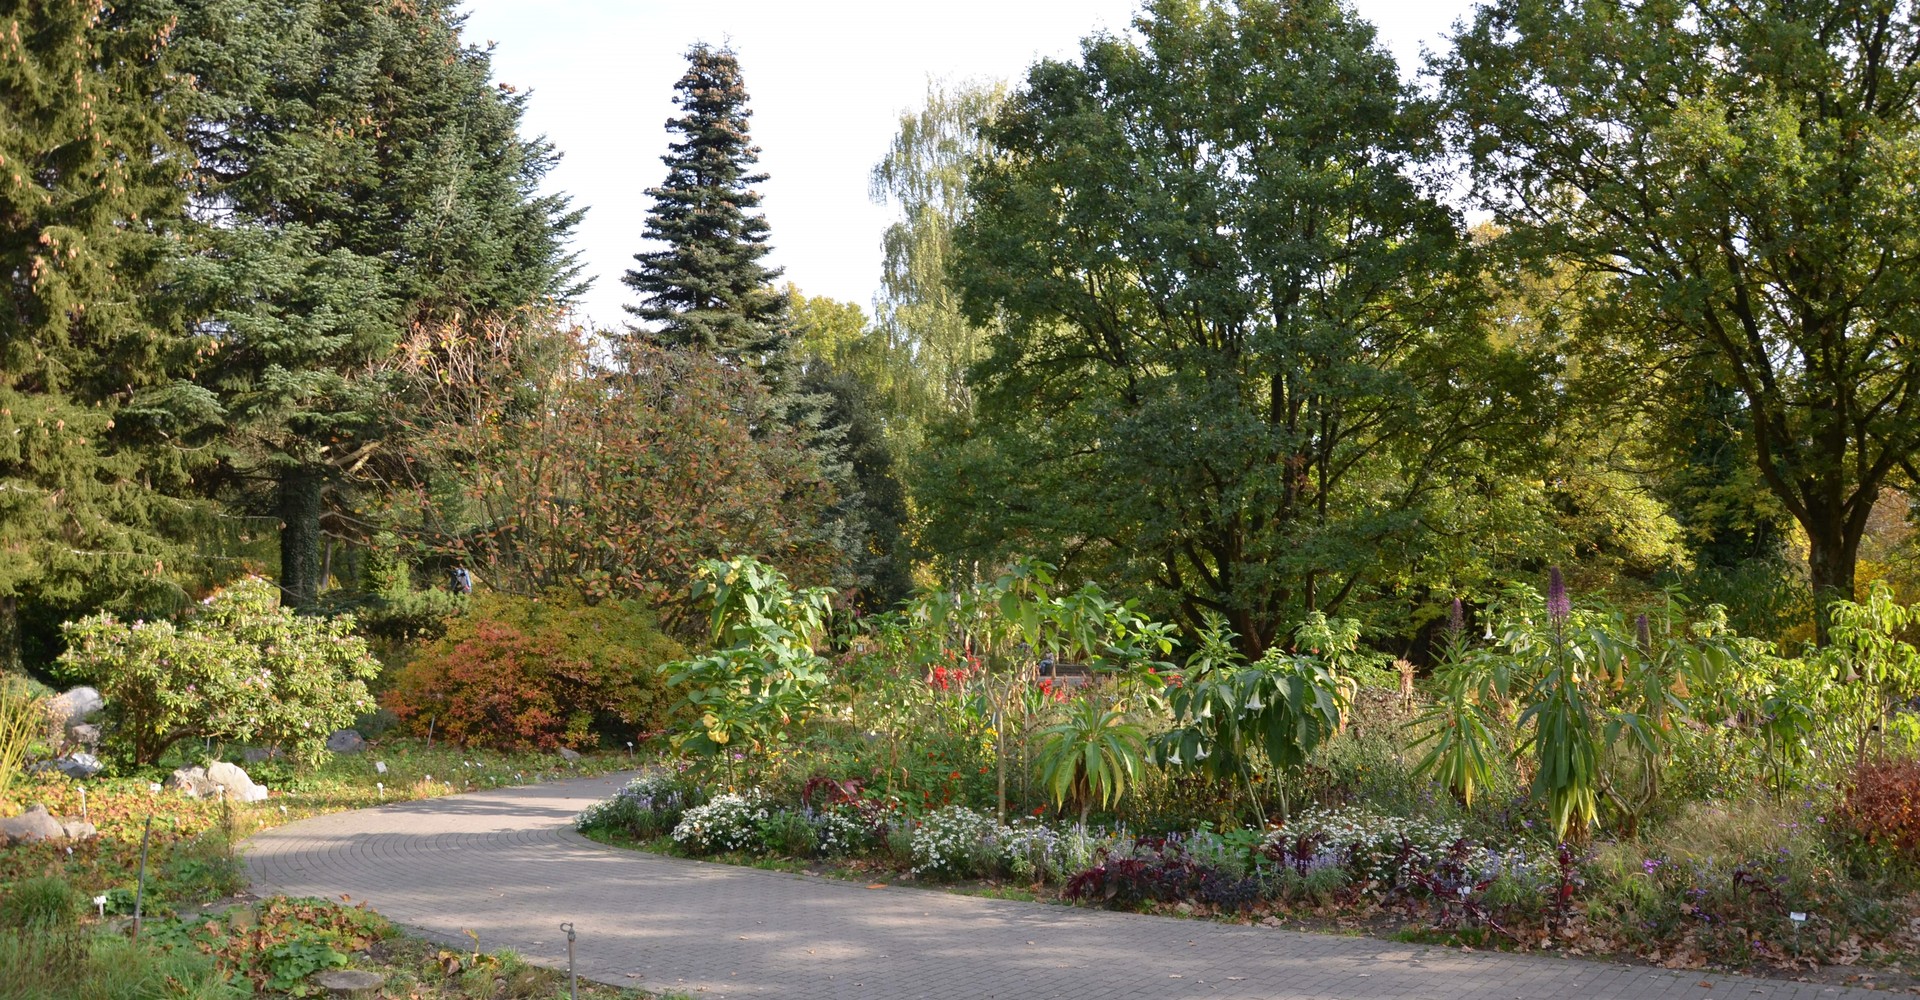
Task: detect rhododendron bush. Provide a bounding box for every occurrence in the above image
[58,578,378,765]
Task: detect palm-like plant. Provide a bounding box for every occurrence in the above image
[1035,698,1148,825]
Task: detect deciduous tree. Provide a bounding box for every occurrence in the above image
[1443,0,1920,641]
[943,0,1539,652]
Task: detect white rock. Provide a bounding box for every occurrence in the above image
[54,753,102,779]
[46,687,104,729]
[167,762,267,802]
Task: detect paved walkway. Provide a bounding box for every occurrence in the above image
[246,772,1878,1000]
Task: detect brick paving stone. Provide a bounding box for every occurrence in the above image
[246,772,1880,1000]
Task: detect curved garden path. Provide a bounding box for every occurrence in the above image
[246,771,1873,1000]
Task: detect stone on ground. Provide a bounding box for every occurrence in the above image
[313,968,384,997]
[168,762,269,802]
[0,804,93,846]
[53,753,102,779]
[46,687,104,730]
[327,729,367,753]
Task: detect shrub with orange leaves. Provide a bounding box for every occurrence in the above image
[1837,756,1920,856]
[385,591,682,751]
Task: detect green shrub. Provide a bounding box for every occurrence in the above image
[161,834,248,904]
[57,577,379,765]
[0,875,80,931]
[758,810,819,858]
[386,591,683,750]
[352,706,401,741]
[884,823,916,870]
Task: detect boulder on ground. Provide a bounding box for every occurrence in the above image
[557,747,582,762]
[326,729,366,753]
[54,753,102,779]
[66,723,102,749]
[168,762,269,803]
[46,687,103,730]
[0,804,81,846]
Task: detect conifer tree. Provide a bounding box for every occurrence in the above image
[623,44,791,370]
[171,0,583,608]
[0,0,203,669]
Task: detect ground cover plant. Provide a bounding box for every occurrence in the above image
[0,889,658,1000]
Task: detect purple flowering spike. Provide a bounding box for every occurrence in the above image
[1635,613,1652,652]
[1547,567,1571,624]
[1449,597,1466,637]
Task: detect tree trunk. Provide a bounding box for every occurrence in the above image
[0,596,18,675]
[279,465,325,610]
[1806,515,1860,648]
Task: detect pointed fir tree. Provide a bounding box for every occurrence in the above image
[0,0,207,670]
[170,0,584,608]
[623,44,792,373]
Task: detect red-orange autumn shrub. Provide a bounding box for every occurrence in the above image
[1837,756,1920,856]
[385,591,683,750]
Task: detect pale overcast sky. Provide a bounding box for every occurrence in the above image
[458,1,1479,329]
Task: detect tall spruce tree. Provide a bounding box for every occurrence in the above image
[171,0,583,608]
[623,44,791,371]
[0,0,206,670]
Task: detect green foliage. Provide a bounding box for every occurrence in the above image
[0,0,200,670]
[1824,583,1920,765]
[0,876,81,931]
[1443,0,1920,633]
[757,809,820,858]
[169,0,582,609]
[57,578,378,765]
[1157,615,1354,820]
[938,0,1539,651]
[161,832,249,905]
[869,79,1008,426]
[0,929,244,1000]
[661,558,833,779]
[792,330,914,611]
[1034,699,1148,823]
[623,44,789,366]
[386,590,684,751]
